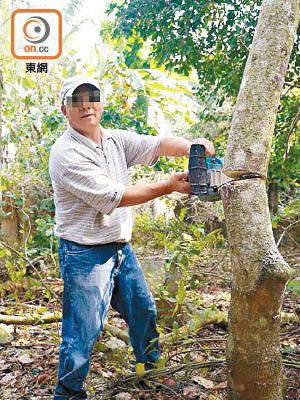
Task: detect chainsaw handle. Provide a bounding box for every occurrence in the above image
[188,144,207,196]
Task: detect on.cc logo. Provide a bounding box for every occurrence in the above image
[11,9,62,59]
[23,16,50,44]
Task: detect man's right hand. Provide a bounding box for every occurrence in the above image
[167,171,190,194]
[118,171,190,208]
[193,138,215,157]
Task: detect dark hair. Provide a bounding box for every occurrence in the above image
[73,83,99,94]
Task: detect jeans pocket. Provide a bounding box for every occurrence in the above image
[66,241,97,255]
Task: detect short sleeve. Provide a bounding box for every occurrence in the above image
[62,161,126,215]
[118,131,161,168]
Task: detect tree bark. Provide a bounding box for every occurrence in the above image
[221,1,300,399]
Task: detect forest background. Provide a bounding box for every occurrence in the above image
[0,0,299,399]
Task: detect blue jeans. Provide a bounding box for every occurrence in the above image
[52,239,160,399]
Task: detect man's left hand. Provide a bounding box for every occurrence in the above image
[193,138,215,157]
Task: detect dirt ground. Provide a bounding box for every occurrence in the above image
[0,247,299,399]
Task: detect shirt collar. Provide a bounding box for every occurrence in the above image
[67,124,111,150]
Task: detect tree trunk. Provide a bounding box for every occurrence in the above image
[221,1,300,399]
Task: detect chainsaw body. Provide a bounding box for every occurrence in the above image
[188,143,230,202]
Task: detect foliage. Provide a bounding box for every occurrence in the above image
[108,0,300,96]
[99,24,204,136]
[107,0,300,187]
[281,197,300,219]
[269,92,300,188]
[99,23,215,176]
[133,208,224,253]
[286,280,300,296]
[269,187,300,229]
[107,0,265,98]
[101,101,158,136]
[132,206,227,327]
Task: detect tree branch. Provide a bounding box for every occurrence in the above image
[283,82,300,89]
[285,107,300,159]
[276,220,300,247]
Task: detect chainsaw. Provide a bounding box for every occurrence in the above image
[188,143,230,202]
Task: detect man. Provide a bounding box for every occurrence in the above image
[49,75,214,399]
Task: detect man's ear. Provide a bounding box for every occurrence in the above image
[61,104,67,116]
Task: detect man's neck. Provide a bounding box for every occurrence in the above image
[71,124,102,146]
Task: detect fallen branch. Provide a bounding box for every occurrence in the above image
[283,361,300,370]
[0,312,62,325]
[97,357,300,399]
[0,309,297,344]
[108,359,226,389]
[0,312,129,344]
[163,310,228,344]
[102,322,130,344]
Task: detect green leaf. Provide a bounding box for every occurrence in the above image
[32,368,40,376]
[179,207,187,222]
[155,356,168,369]
[177,281,186,304]
[281,346,295,354]
[182,233,193,242]
[172,280,186,317]
[287,280,300,295]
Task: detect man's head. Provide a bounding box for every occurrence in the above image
[60,75,104,135]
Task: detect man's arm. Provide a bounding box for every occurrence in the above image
[156,137,215,158]
[118,136,215,208]
[118,171,190,207]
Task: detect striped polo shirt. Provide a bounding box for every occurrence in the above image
[49,125,161,245]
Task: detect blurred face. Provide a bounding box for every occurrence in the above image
[61,86,104,135]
